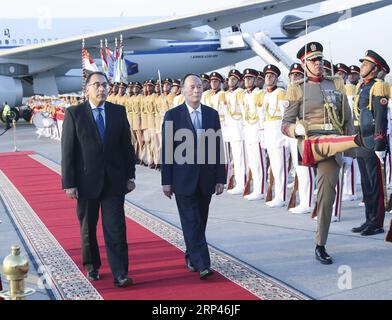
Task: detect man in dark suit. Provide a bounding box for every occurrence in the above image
[61,72,136,288]
[161,74,226,279]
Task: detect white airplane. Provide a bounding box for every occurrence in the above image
[0,0,390,110]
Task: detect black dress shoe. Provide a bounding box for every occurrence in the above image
[360,226,384,236]
[185,256,196,272]
[199,268,214,280]
[86,270,100,281]
[114,276,133,288]
[315,246,333,265]
[351,223,368,233]
[359,108,375,150]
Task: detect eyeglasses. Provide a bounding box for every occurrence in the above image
[88,82,109,90]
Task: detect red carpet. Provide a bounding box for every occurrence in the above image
[0,152,258,300]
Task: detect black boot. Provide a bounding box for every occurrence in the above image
[315,245,333,265]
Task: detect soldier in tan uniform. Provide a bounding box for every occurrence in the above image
[107,82,120,103]
[281,42,367,264]
[130,81,143,162]
[172,79,185,107]
[145,79,157,168]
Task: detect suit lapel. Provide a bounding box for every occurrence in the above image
[104,102,113,147]
[201,105,209,131]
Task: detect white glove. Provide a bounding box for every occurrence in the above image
[375,151,386,163]
[294,123,306,137]
[343,157,353,167]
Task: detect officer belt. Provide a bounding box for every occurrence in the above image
[307,123,337,131]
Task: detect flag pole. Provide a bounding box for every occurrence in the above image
[82,39,86,101]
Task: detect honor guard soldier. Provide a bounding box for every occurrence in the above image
[107,82,119,103]
[334,63,350,82]
[117,82,128,107]
[351,50,390,236]
[342,65,362,202]
[127,82,134,97]
[256,71,265,90]
[323,59,333,77]
[225,69,246,195]
[130,81,143,161]
[261,64,289,207]
[201,73,211,92]
[287,63,315,213]
[282,42,367,264]
[201,72,233,185]
[145,79,157,168]
[172,79,185,107]
[139,81,149,165]
[240,68,266,200]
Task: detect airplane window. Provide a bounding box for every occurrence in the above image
[0,40,2,45]
[47,38,52,42]
[41,39,45,43]
[12,39,17,45]
[27,39,31,45]
[5,39,9,45]
[19,39,24,45]
[34,39,38,44]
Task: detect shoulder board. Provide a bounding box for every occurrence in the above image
[285,81,303,101]
[276,87,286,100]
[325,76,346,95]
[372,79,390,98]
[345,83,356,96]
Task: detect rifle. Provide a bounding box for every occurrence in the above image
[243,169,252,196]
[386,219,392,242]
[266,167,274,202]
[288,174,298,209]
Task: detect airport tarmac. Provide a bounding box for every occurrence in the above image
[1,121,392,300]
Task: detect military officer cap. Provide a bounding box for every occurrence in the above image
[289,63,304,75]
[114,82,120,86]
[228,69,242,80]
[133,81,142,88]
[200,73,210,81]
[147,79,155,86]
[257,71,265,79]
[172,79,181,87]
[349,65,360,74]
[263,64,281,77]
[323,59,332,71]
[297,42,323,62]
[335,63,349,74]
[163,78,173,85]
[243,68,258,78]
[359,50,388,72]
[383,62,390,74]
[119,82,127,87]
[209,71,224,82]
[128,81,133,86]
[143,80,148,86]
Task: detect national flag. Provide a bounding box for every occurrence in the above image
[82,48,98,72]
[100,47,108,74]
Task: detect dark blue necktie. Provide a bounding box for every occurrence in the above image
[95,107,105,143]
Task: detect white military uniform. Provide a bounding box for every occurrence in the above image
[262,87,289,207]
[202,89,233,185]
[240,87,266,200]
[225,87,246,194]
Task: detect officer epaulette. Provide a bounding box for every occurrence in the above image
[255,90,265,107]
[277,87,286,100]
[345,83,356,96]
[372,79,390,97]
[285,80,303,101]
[326,76,346,95]
[355,82,362,95]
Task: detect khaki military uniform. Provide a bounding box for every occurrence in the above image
[282,76,356,246]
